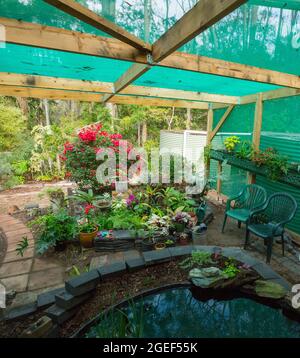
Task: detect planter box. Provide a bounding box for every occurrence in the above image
[210,149,300,189]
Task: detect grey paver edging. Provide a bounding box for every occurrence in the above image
[1,245,292,325]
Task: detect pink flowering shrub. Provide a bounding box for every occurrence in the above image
[61,123,132,193]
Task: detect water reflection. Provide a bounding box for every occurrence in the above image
[87,287,300,338]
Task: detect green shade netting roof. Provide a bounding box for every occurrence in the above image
[0,44,133,83]
[181,2,300,75]
[0,44,280,96]
[133,67,280,96]
[0,0,299,76]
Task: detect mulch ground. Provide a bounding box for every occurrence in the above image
[0,260,186,338]
[60,260,187,337]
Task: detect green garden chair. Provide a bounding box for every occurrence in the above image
[244,192,297,263]
[222,184,267,233]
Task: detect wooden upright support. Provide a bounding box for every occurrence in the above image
[217,161,222,194]
[205,105,214,179]
[248,93,263,184]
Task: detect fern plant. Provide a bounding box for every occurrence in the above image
[16,236,29,257]
[179,250,213,269]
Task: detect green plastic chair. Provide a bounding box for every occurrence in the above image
[244,192,298,263]
[222,184,267,233]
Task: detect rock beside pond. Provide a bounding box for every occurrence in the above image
[189,267,224,288]
[254,280,287,299]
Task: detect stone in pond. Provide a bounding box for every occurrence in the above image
[189,267,221,279]
[189,267,224,288]
[254,280,287,299]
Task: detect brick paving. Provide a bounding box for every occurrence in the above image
[0,214,65,306]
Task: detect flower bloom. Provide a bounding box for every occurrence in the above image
[78,129,97,142]
[110,133,122,140]
[84,204,95,215]
[63,142,74,154]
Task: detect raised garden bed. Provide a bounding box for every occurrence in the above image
[210,149,300,189]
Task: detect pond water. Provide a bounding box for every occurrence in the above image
[86,287,300,338]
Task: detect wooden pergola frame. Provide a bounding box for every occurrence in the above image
[0,0,299,188]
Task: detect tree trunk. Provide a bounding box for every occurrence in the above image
[142,122,147,145]
[167,107,175,130]
[186,108,192,129]
[144,0,151,42]
[137,123,141,146]
[43,99,50,126]
[56,154,61,174]
[16,97,29,116]
[102,0,116,21]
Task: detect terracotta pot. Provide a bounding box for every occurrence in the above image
[155,243,166,250]
[179,236,189,246]
[79,227,98,248]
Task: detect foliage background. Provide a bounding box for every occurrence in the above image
[0,96,206,189]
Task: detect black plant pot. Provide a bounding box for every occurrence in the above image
[141,239,154,252]
[54,241,67,252]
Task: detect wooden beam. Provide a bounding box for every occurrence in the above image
[206,107,214,146]
[240,87,300,104]
[210,105,235,140]
[0,72,113,93]
[0,73,234,105]
[122,86,238,104]
[205,106,214,179]
[103,64,150,103]
[252,93,263,152]
[108,95,210,109]
[0,84,213,108]
[44,0,151,52]
[249,93,263,184]
[0,85,103,101]
[161,52,300,89]
[152,0,246,62]
[3,18,300,89]
[1,17,145,63]
[107,0,246,103]
[217,161,222,194]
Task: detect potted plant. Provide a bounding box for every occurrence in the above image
[146,214,170,237]
[141,237,155,252]
[164,238,175,247]
[178,233,189,246]
[78,204,98,248]
[172,212,191,233]
[31,209,78,255]
[155,242,166,250]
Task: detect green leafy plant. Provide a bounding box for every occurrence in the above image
[235,141,254,160]
[16,236,29,257]
[70,189,111,207]
[224,136,240,152]
[86,298,144,338]
[97,209,146,231]
[164,239,175,247]
[31,209,78,254]
[204,144,212,165]
[159,187,196,212]
[253,147,288,180]
[69,265,89,277]
[179,250,213,269]
[222,257,240,278]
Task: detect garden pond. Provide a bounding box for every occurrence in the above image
[82,286,300,338]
